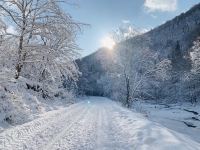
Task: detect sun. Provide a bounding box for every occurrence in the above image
[101,36,116,50]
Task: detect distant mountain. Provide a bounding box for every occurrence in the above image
[77,3,200,97]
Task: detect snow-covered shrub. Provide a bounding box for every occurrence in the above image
[132,100,149,117]
[0,72,77,125]
[0,77,41,124]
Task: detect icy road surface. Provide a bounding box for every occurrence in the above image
[0,97,200,150]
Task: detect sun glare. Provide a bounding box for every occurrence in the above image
[101,36,116,50]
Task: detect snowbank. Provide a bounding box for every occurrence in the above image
[0,74,75,128]
[134,101,200,143]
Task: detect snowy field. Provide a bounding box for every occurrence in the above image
[0,96,200,150]
[135,101,200,143]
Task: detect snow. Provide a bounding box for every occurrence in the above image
[0,96,200,150]
[0,75,75,129]
[134,101,200,143]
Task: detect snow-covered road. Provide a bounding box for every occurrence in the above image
[0,97,200,150]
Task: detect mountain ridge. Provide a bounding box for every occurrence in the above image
[77,3,200,96]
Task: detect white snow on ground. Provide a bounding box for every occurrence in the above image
[0,97,200,150]
[135,101,200,143]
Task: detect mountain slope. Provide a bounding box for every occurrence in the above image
[77,3,200,97]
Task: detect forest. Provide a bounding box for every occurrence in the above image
[0,1,200,149]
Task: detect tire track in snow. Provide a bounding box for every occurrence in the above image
[95,104,109,150]
[28,105,88,150]
[48,103,98,150]
[0,102,85,150]
[95,107,102,150]
[43,106,89,150]
[103,104,131,150]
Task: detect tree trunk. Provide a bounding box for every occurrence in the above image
[125,75,131,108]
[15,33,24,79]
[15,7,26,79]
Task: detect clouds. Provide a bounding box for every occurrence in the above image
[144,0,177,12]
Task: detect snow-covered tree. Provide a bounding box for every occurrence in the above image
[0,0,81,81]
[182,37,200,104]
[122,48,170,106]
[111,23,142,42]
[0,0,83,124]
[190,37,200,73]
[100,34,171,107]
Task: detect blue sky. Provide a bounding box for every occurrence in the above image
[65,0,200,57]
